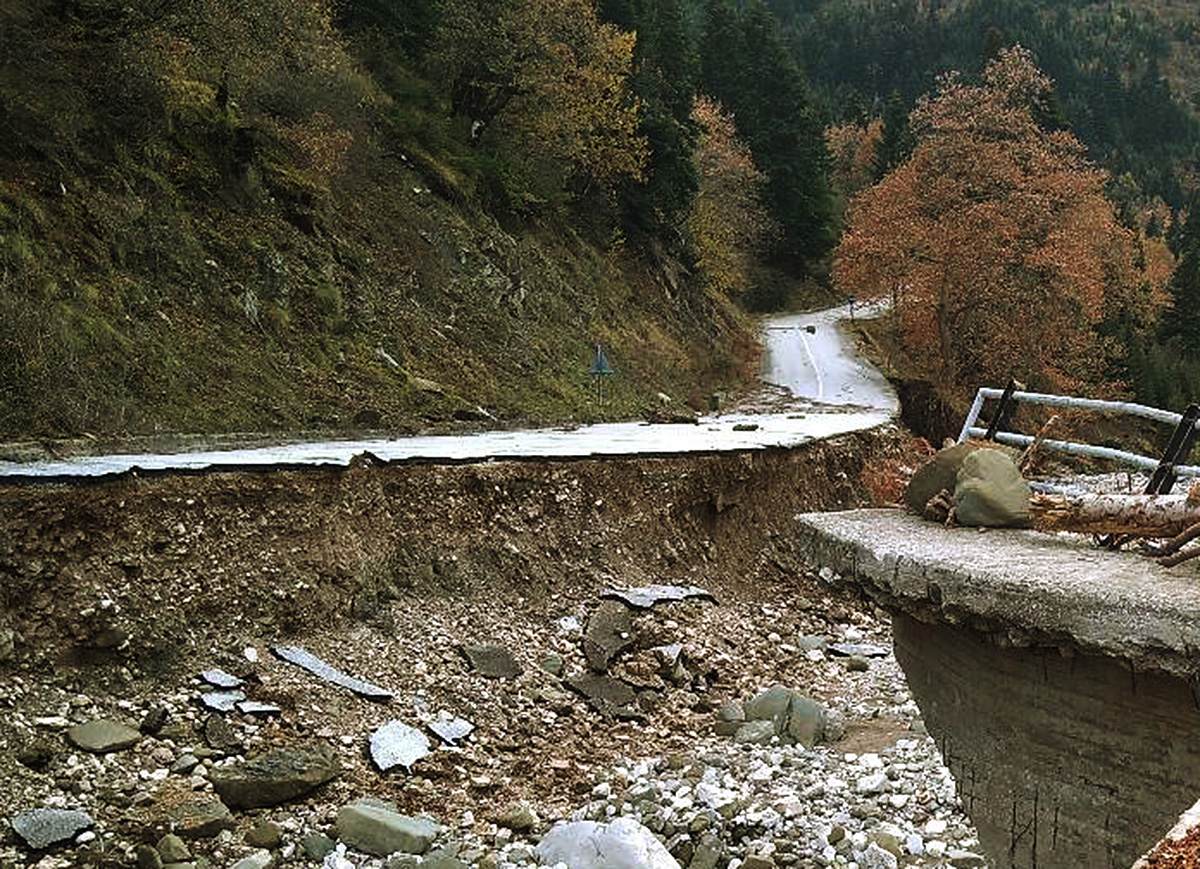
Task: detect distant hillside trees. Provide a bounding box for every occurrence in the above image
[598,0,701,239]
[428,0,649,210]
[785,0,1200,210]
[687,96,777,298]
[699,0,834,269]
[834,47,1166,398]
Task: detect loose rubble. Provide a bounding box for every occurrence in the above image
[0,565,989,869]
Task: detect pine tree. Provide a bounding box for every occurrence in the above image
[700,0,833,267]
[600,0,701,236]
[873,91,913,180]
[1165,201,1200,353]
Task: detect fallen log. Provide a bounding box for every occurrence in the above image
[1030,485,1200,538]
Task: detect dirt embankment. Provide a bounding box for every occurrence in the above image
[0,426,921,676]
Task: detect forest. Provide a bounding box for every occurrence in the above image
[1,0,1198,438]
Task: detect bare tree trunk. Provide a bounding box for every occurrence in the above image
[1030,489,1200,537]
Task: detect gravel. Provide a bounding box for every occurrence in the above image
[0,567,989,869]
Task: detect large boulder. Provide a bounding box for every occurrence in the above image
[953,447,1031,527]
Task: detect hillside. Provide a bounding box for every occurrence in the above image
[778,0,1200,207]
[0,1,763,441]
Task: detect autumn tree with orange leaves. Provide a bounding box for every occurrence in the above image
[834,46,1169,398]
[688,96,777,298]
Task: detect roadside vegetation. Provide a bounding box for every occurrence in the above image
[1,0,1198,441]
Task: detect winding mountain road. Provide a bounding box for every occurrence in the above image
[0,305,897,479]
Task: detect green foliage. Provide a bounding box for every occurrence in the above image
[699,0,834,271]
[599,0,701,238]
[872,91,913,181]
[779,0,1200,208]
[1162,203,1200,353]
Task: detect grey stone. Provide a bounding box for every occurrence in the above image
[157,834,191,862]
[566,671,643,720]
[244,820,282,848]
[777,693,827,747]
[418,845,469,869]
[167,798,234,839]
[733,720,776,745]
[953,447,1031,528]
[171,753,200,775]
[66,719,141,753]
[370,720,432,772]
[856,772,890,794]
[860,843,899,869]
[714,700,744,736]
[301,834,335,860]
[272,644,393,701]
[742,855,776,869]
[203,714,241,752]
[495,803,539,831]
[536,818,681,869]
[583,599,635,671]
[210,741,340,809]
[459,642,522,678]
[948,850,988,868]
[11,808,93,849]
[137,844,164,869]
[228,850,272,869]
[538,651,564,676]
[743,685,793,722]
[688,833,723,869]
[140,706,169,734]
[336,800,441,856]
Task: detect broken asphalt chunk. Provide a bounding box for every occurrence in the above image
[566,672,645,721]
[828,642,890,658]
[601,584,716,609]
[370,720,432,772]
[11,808,93,849]
[427,715,474,745]
[459,643,523,678]
[200,668,244,689]
[272,645,393,702]
[200,691,246,712]
[583,599,635,672]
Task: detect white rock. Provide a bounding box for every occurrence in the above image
[860,842,898,869]
[855,773,889,794]
[536,818,680,869]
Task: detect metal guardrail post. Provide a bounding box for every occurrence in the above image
[958,386,1200,484]
[1146,403,1200,495]
[983,379,1019,442]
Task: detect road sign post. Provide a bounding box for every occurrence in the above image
[589,343,614,405]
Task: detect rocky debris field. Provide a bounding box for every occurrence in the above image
[0,560,989,869]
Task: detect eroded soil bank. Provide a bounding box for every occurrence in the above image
[0,425,920,675]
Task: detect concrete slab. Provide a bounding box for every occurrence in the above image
[795,508,1200,675]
